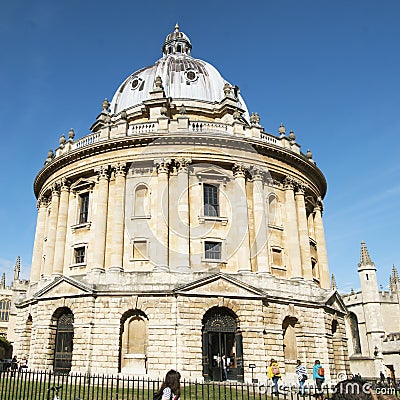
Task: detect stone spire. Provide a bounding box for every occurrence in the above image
[390,264,399,292]
[358,241,375,268]
[392,264,399,282]
[14,256,21,281]
[0,273,5,289]
[331,274,337,290]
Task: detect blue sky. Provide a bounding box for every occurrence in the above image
[0,0,399,292]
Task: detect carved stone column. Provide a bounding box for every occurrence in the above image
[295,185,312,280]
[252,169,270,273]
[30,196,48,282]
[171,158,191,273]
[43,184,60,277]
[283,178,302,279]
[154,159,170,271]
[233,164,251,273]
[92,166,109,272]
[109,163,126,272]
[313,204,330,288]
[53,179,70,276]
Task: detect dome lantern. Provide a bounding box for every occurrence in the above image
[162,23,192,56]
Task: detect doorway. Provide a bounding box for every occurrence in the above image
[53,311,74,374]
[202,307,244,382]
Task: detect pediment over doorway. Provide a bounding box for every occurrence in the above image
[324,290,348,315]
[33,276,94,300]
[174,273,266,299]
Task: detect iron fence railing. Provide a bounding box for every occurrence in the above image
[0,370,399,400]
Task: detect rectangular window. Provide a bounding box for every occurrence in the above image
[79,192,89,224]
[203,184,219,217]
[272,248,282,266]
[133,241,148,260]
[74,247,86,264]
[205,241,222,260]
[0,300,10,322]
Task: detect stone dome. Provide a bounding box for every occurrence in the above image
[110,24,249,118]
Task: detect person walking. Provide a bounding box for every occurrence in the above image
[312,359,325,400]
[295,359,308,396]
[10,356,18,376]
[267,358,281,395]
[155,369,181,400]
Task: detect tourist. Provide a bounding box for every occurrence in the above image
[312,359,325,399]
[18,355,28,372]
[221,354,228,381]
[295,359,308,396]
[10,356,18,376]
[155,369,181,400]
[267,358,281,395]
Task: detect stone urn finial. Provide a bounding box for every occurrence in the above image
[289,130,296,141]
[160,106,168,116]
[154,76,163,89]
[250,112,260,126]
[233,110,241,120]
[68,128,75,140]
[102,98,110,112]
[179,104,186,115]
[223,83,232,97]
[59,134,66,146]
[306,149,313,159]
[278,123,286,136]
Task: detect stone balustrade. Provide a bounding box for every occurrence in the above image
[52,118,305,161]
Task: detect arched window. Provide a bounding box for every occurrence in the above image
[134,185,150,217]
[120,310,148,374]
[283,317,298,368]
[177,45,182,53]
[0,299,11,321]
[348,313,362,354]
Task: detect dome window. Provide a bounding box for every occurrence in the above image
[177,44,182,53]
[131,77,143,90]
[185,69,198,83]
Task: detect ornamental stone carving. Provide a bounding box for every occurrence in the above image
[154,159,171,174]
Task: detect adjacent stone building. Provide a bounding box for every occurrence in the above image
[0,257,29,357]
[342,242,400,380]
[13,25,350,381]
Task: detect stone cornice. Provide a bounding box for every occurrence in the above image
[34,133,327,198]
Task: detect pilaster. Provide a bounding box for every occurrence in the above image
[52,179,70,276]
[251,169,270,273]
[233,164,251,273]
[92,166,110,272]
[295,185,312,280]
[313,204,330,288]
[30,196,48,282]
[283,177,302,279]
[109,163,126,272]
[154,159,171,271]
[43,184,60,277]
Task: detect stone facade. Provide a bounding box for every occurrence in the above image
[13,25,350,382]
[342,242,400,380]
[0,257,29,357]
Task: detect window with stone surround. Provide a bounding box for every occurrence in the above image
[203,184,219,217]
[204,241,222,260]
[131,239,149,260]
[133,184,150,218]
[74,246,86,264]
[78,192,89,224]
[271,247,283,266]
[0,299,11,321]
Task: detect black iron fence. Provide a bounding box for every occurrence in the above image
[0,370,399,400]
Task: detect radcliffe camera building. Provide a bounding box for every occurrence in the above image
[14,25,350,381]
